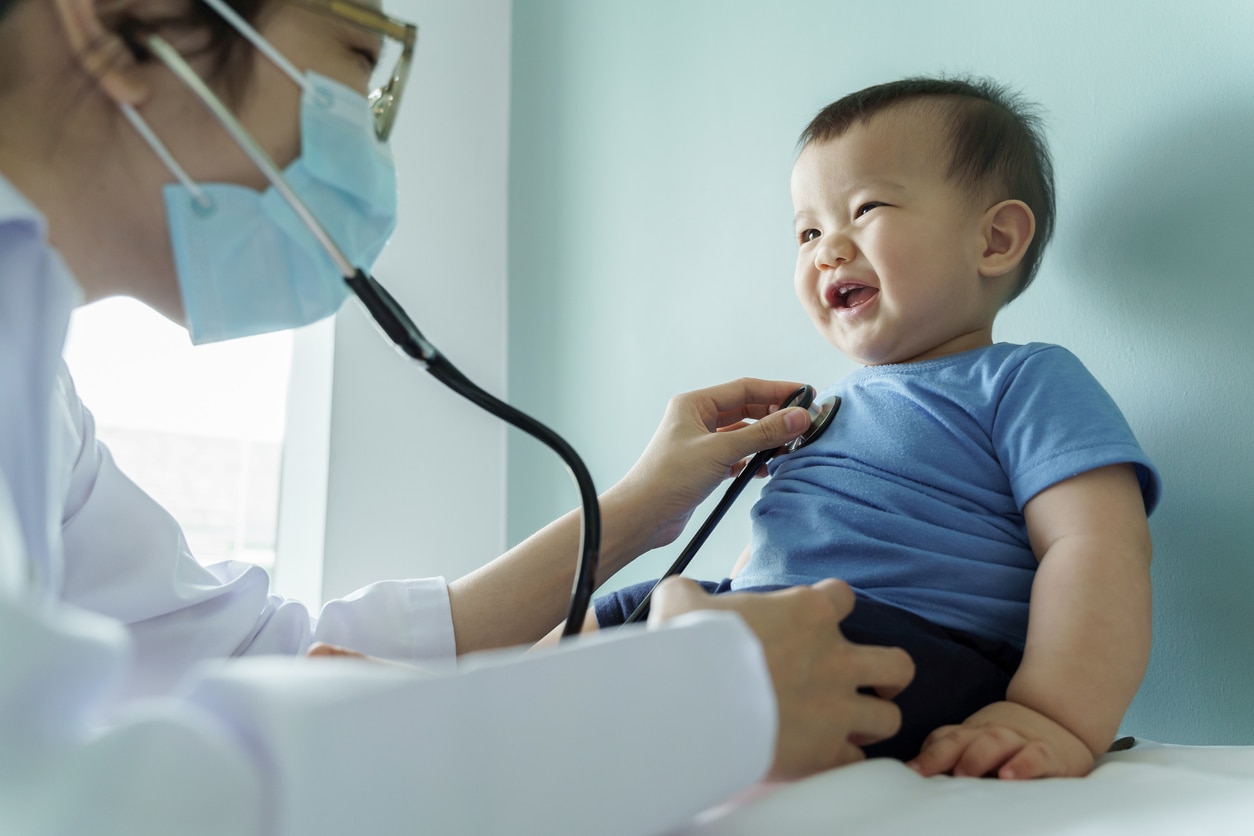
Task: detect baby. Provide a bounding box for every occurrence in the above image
[593,77,1160,780]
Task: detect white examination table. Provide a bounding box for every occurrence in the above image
[675,740,1254,835]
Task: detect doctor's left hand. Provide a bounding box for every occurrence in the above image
[650,576,915,781]
[608,378,812,553]
[307,643,370,660]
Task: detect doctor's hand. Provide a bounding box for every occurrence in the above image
[608,378,812,554]
[649,576,915,782]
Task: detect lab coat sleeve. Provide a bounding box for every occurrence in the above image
[55,364,457,703]
[3,587,775,836]
[183,612,778,836]
[0,595,266,836]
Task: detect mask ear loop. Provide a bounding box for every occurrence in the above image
[113,18,213,212]
[118,104,215,214]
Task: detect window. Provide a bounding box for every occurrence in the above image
[63,298,293,570]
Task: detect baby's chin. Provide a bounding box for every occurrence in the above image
[829,339,932,368]
[821,322,992,366]
[813,330,901,367]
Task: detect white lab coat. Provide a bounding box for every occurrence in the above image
[0,176,777,835]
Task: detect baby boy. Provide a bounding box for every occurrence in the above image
[596,77,1161,779]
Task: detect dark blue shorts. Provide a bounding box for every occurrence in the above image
[595,579,1022,761]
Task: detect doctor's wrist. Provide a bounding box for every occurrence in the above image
[595,481,675,571]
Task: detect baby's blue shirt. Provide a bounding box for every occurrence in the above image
[735,342,1161,650]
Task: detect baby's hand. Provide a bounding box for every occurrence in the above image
[907,701,1095,780]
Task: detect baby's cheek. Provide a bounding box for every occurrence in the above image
[793,275,816,313]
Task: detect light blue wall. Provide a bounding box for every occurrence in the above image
[508,0,1254,744]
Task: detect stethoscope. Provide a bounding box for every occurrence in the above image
[142,25,840,638]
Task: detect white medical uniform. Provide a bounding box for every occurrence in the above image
[0,175,777,836]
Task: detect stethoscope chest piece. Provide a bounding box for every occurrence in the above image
[785,393,841,453]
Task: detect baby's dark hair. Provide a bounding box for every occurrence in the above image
[800,76,1055,301]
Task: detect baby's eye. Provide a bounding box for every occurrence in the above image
[798,229,821,244]
[856,202,885,218]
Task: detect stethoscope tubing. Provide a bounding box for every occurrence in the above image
[622,446,774,624]
[347,269,601,636]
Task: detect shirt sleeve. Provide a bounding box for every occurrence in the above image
[993,345,1162,513]
[55,364,457,703]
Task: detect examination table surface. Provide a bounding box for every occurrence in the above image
[674,740,1254,835]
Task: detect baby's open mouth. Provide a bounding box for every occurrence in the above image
[825,282,879,310]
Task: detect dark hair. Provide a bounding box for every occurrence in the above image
[800,76,1056,301]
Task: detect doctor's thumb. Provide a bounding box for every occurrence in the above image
[736,406,810,457]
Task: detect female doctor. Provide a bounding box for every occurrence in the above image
[0,1,913,834]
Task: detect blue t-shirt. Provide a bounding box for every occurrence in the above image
[735,343,1161,650]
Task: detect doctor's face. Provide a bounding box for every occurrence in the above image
[104,0,388,319]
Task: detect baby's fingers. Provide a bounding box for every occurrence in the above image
[998,740,1059,780]
[907,724,969,776]
[951,728,1027,778]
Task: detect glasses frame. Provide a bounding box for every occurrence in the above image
[292,0,418,140]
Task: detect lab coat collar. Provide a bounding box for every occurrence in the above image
[0,170,84,602]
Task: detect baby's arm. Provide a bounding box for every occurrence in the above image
[909,463,1152,779]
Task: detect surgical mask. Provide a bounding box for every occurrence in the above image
[120,1,398,344]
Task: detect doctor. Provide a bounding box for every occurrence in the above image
[0,1,913,834]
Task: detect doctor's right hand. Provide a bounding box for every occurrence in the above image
[607,378,813,554]
[650,576,915,781]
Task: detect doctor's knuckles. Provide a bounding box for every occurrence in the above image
[649,577,914,781]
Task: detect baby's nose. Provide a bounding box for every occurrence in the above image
[815,235,853,269]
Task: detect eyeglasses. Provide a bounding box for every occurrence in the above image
[292,0,418,140]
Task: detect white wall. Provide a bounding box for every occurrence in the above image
[286,0,513,604]
[508,0,1254,744]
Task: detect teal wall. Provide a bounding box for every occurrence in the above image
[508,0,1254,744]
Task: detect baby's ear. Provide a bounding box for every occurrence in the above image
[978,200,1035,279]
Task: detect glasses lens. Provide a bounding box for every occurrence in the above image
[370,36,404,101]
[369,28,412,139]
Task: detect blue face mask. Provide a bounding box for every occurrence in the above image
[120,7,398,344]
